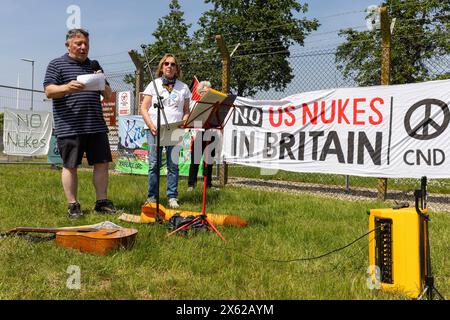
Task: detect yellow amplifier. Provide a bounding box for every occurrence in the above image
[368,207,424,298]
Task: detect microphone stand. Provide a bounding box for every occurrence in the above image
[415,176,445,300]
[141,45,169,224]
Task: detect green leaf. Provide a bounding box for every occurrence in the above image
[336,0,450,86]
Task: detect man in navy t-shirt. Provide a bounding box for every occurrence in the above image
[44,28,117,219]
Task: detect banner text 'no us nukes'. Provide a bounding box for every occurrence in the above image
[222,79,450,178]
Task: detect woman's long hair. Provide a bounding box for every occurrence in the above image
[156,53,182,79]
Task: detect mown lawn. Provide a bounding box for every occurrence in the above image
[0,165,448,300]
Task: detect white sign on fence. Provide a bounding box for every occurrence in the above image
[222,79,450,178]
[2,108,53,156]
[118,91,131,116]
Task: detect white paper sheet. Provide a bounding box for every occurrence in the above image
[159,120,186,146]
[77,73,106,91]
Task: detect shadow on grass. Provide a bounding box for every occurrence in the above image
[246,217,268,227]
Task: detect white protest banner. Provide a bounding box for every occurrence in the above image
[222,79,450,178]
[2,108,53,156]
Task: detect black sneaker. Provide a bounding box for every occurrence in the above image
[68,202,83,219]
[94,199,118,214]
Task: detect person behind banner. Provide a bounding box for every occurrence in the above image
[44,28,117,219]
[140,53,190,209]
[187,80,218,191]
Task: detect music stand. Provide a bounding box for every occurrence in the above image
[167,90,236,241]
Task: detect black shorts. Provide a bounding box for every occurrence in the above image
[57,133,112,168]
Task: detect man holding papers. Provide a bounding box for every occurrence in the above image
[44,28,116,219]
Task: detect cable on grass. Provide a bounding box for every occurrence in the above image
[206,226,382,264]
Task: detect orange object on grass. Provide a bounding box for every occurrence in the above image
[140,202,247,227]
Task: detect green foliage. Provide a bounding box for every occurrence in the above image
[0,165,449,299]
[194,0,319,96]
[151,0,193,57]
[336,0,450,86]
[124,0,193,86]
[0,113,3,132]
[126,0,319,96]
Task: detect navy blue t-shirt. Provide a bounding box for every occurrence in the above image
[43,54,108,138]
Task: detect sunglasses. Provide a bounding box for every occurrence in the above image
[163,62,177,67]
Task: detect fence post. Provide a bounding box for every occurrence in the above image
[128,50,144,115]
[377,6,391,201]
[216,34,230,186]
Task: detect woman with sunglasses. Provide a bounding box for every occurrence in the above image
[141,53,191,209]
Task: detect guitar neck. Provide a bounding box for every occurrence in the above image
[10,227,97,234]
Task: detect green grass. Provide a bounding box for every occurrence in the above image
[0,164,449,300]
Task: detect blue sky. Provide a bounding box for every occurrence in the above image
[1,0,381,90]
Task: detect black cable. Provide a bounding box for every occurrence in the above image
[287,237,373,278]
[323,237,374,275]
[200,226,382,264]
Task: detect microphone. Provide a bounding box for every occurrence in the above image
[90,59,104,73]
[90,59,109,87]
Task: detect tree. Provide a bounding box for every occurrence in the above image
[194,0,319,96]
[128,0,318,96]
[336,0,450,86]
[125,0,194,87]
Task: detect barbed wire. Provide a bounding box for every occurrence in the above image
[136,17,446,56]
[90,51,130,59]
[91,10,448,61]
[91,5,449,75]
[102,32,449,71]
[315,9,366,20]
[102,61,134,66]
[387,0,450,11]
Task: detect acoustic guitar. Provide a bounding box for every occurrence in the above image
[3,226,138,256]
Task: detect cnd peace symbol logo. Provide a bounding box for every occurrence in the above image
[404,99,450,140]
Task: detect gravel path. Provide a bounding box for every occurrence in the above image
[228,177,450,213]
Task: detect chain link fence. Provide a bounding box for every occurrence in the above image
[255,48,356,99]
[1,48,450,205]
[226,48,355,189]
[225,48,450,203]
[0,73,134,164]
[105,70,135,159]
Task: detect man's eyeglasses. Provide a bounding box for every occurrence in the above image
[164,62,177,67]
